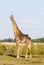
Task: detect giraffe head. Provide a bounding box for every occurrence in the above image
[10,15,14,21]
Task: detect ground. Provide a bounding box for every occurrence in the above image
[0,55,44,65]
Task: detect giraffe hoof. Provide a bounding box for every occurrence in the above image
[25,55,27,59]
[17,55,19,58]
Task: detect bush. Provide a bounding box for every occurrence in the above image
[29,44,44,55]
[5,45,16,55]
[28,44,37,55]
[0,44,6,55]
[37,44,44,55]
[0,43,44,56]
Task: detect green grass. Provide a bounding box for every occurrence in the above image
[0,55,44,65]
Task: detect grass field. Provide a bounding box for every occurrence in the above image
[0,55,44,65]
[0,42,44,65]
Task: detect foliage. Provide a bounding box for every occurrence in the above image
[32,38,44,43]
[0,43,44,56]
[5,44,44,56]
[29,44,44,55]
[0,38,15,42]
[37,44,44,55]
[5,45,16,55]
[0,44,6,55]
[30,44,38,55]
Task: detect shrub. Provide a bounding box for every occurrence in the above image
[5,45,16,55]
[37,44,44,55]
[28,44,38,55]
[29,44,44,55]
[0,44,6,55]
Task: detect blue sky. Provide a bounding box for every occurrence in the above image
[0,0,44,39]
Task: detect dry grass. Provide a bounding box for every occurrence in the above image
[0,55,44,65]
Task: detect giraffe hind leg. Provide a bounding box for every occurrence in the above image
[16,43,20,58]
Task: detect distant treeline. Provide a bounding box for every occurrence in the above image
[0,38,44,43]
[32,38,44,43]
[0,38,15,42]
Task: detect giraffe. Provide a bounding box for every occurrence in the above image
[10,15,31,58]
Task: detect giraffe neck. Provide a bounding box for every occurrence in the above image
[10,16,23,36]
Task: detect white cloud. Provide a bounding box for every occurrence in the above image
[17,19,40,24]
[18,19,31,22]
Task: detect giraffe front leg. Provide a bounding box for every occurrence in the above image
[25,44,28,59]
[16,43,20,58]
